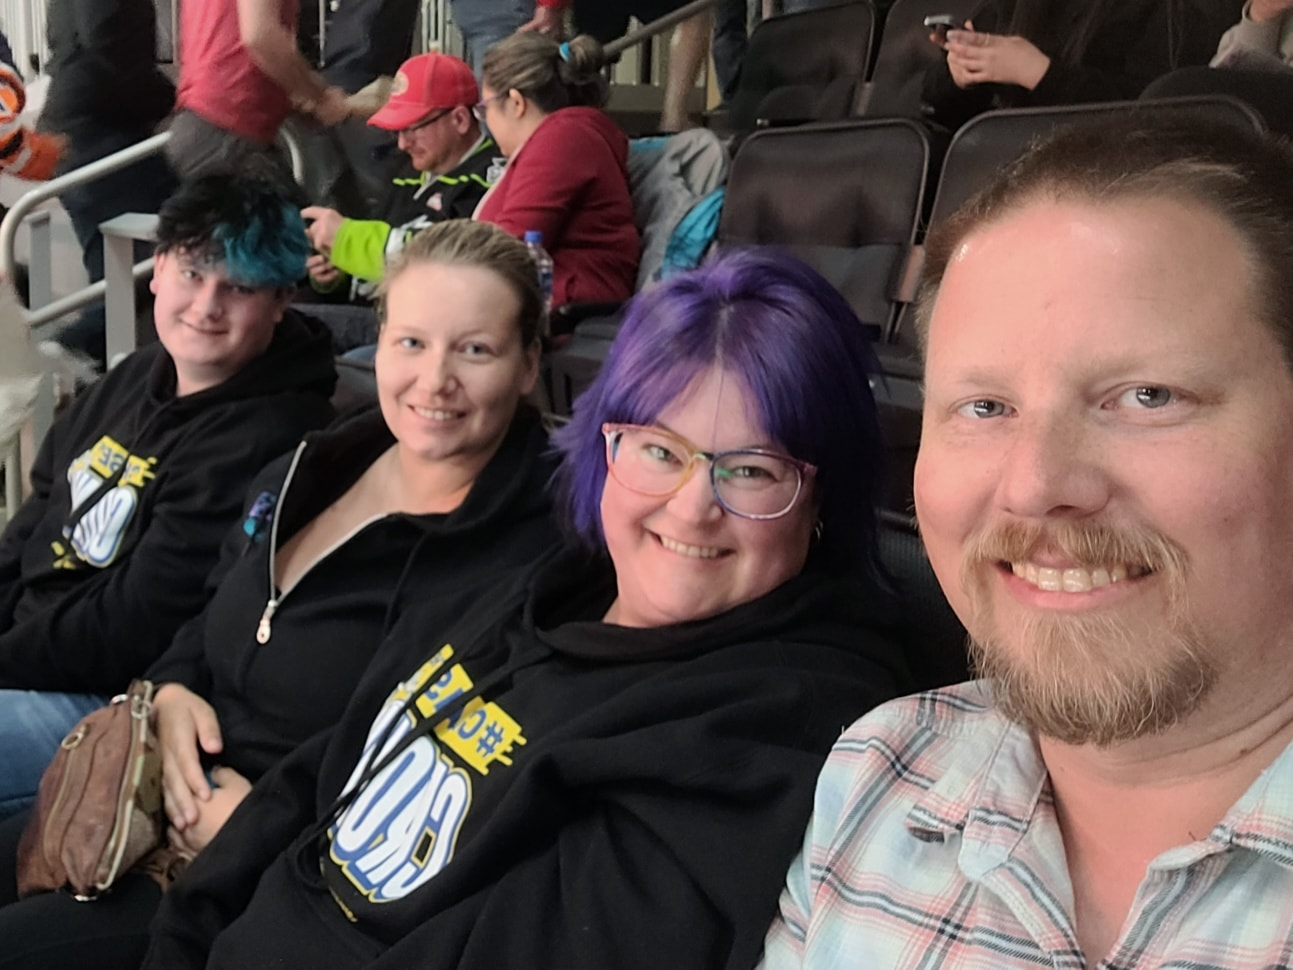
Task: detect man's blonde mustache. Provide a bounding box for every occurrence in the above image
[955,518,1212,746]
[959,518,1189,611]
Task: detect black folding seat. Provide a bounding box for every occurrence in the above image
[860,0,977,119]
[718,117,931,339]
[547,118,932,422]
[1143,69,1293,139]
[717,118,932,514]
[868,95,1266,517]
[883,95,1266,362]
[332,357,378,412]
[926,94,1265,229]
[877,510,969,691]
[722,1,876,135]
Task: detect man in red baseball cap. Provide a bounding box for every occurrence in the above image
[302,52,503,302]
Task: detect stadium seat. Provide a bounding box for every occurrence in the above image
[719,117,931,340]
[877,509,969,691]
[928,95,1265,227]
[860,0,977,119]
[887,95,1267,359]
[1143,68,1293,140]
[716,118,932,515]
[332,357,379,412]
[722,1,876,135]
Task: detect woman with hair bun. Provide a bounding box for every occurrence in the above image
[476,32,639,315]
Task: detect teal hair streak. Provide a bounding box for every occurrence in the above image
[212,197,310,289]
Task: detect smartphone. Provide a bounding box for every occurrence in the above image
[924,14,959,42]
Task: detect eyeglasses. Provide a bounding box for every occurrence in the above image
[471,93,508,123]
[400,109,452,136]
[602,423,816,521]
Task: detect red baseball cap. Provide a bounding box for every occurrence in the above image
[369,53,479,131]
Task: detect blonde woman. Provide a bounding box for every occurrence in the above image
[0,220,560,968]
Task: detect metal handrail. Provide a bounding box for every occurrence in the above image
[22,260,156,330]
[0,131,170,292]
[603,0,723,59]
[0,124,309,329]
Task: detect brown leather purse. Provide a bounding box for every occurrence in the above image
[16,679,165,900]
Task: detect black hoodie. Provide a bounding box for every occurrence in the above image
[0,310,336,694]
[146,404,560,782]
[42,0,175,136]
[145,549,913,970]
[920,0,1244,130]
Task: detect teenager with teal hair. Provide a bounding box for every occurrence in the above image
[0,173,337,821]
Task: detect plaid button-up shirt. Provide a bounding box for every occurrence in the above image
[761,682,1293,970]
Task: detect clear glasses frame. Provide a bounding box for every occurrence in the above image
[471,93,508,123]
[602,422,817,521]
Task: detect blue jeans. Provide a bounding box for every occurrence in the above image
[449,0,531,75]
[53,120,177,367]
[0,690,108,819]
[711,0,752,105]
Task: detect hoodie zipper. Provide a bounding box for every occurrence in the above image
[256,442,393,645]
[256,442,306,645]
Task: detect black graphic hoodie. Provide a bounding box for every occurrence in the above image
[0,310,336,694]
[145,548,914,970]
[146,404,559,782]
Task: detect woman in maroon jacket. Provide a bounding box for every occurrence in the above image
[475,32,639,310]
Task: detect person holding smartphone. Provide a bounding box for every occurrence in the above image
[920,0,1211,129]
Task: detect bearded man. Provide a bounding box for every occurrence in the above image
[760,116,1293,969]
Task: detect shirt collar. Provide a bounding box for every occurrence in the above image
[423,132,492,184]
[1211,734,1293,869]
[904,683,1293,874]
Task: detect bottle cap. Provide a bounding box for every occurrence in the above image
[523,230,542,244]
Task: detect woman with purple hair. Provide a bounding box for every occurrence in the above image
[141,249,914,970]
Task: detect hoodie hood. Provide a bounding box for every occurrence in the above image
[525,548,912,688]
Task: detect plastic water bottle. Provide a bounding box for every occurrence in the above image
[523,230,554,319]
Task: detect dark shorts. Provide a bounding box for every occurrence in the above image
[164,109,292,183]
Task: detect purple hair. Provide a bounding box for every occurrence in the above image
[552,248,885,576]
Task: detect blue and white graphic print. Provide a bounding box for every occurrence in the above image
[328,644,526,904]
[60,435,157,568]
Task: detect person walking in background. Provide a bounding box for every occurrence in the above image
[41,0,177,367]
[311,0,422,215]
[168,0,351,181]
[0,31,63,183]
[453,0,535,75]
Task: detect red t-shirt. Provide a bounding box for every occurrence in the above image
[177,0,299,145]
